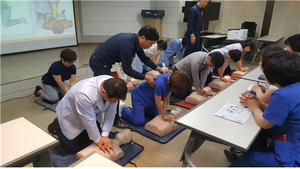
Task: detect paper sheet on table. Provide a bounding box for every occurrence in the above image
[214,103,252,124]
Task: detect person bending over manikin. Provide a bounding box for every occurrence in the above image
[76,129,133,161]
[145,108,183,137]
[185,87,212,105]
[208,75,231,91]
[122,71,191,126]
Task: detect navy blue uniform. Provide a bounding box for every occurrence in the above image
[183,4,203,58]
[42,61,76,86]
[89,33,158,80]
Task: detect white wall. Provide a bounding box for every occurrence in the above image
[208,1,266,37]
[79,0,150,42]
[269,0,300,46]
[78,0,300,47]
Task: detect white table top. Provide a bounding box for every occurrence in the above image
[0,117,59,167]
[241,66,266,83]
[257,35,283,43]
[200,34,227,39]
[70,151,122,167]
[175,79,261,151]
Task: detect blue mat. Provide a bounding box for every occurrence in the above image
[49,132,144,167]
[34,98,57,112]
[120,111,185,144]
[258,74,265,80]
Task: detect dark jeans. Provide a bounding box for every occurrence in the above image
[183,34,201,58]
[89,53,120,122]
[57,121,102,154]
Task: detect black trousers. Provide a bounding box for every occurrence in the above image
[57,121,102,154]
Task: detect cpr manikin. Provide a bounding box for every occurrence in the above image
[76,129,133,161]
[208,75,231,90]
[231,70,248,78]
[127,78,139,91]
[185,87,212,105]
[145,108,183,137]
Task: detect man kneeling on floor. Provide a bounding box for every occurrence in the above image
[55,76,127,154]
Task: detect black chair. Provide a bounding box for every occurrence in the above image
[241,21,257,38]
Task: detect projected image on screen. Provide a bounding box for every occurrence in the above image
[1,0,77,55]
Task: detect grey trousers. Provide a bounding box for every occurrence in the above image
[41,80,68,102]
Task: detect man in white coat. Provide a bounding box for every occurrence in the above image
[56,75,127,154]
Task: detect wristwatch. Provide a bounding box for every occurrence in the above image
[190,34,194,36]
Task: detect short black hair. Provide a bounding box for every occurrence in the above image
[284,34,300,53]
[182,37,186,47]
[229,49,242,62]
[103,78,127,100]
[138,25,159,41]
[241,40,254,50]
[258,45,283,59]
[157,40,167,50]
[262,51,300,87]
[209,52,224,69]
[60,49,77,62]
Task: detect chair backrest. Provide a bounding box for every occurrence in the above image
[241,21,256,38]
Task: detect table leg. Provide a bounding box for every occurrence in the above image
[32,150,52,167]
[201,39,209,53]
[251,42,262,65]
[180,131,207,167]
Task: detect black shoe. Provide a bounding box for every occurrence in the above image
[113,120,128,128]
[34,85,42,97]
[48,118,59,134]
[230,147,241,153]
[224,149,238,163]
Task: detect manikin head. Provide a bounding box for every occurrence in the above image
[138,25,159,49]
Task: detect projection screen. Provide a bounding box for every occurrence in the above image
[1,0,77,55]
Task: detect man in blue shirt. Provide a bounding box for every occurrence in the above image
[89,26,168,128]
[183,0,209,58]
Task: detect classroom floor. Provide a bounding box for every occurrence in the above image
[0,44,260,167]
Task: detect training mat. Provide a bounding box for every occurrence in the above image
[175,100,196,109]
[120,112,185,144]
[34,98,57,112]
[169,95,183,104]
[49,133,144,167]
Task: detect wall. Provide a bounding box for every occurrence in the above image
[269,0,300,46]
[207,0,300,48]
[79,0,150,43]
[77,0,299,46]
[208,1,266,37]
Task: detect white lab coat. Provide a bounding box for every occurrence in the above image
[56,75,117,143]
